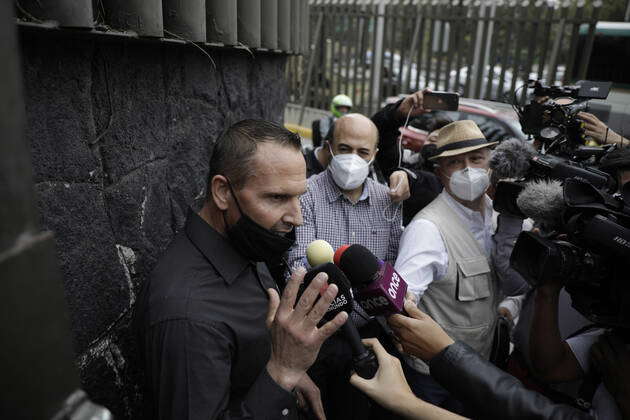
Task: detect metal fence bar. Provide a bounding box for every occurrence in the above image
[485,6,501,100]
[414,2,426,92]
[299,11,325,125]
[443,0,458,93]
[563,5,584,85]
[537,4,555,82]
[473,4,491,99]
[453,1,466,94]
[434,2,447,91]
[357,6,370,114]
[547,5,569,87]
[368,2,380,115]
[497,5,517,100]
[577,4,600,80]
[463,6,479,98]
[520,2,539,104]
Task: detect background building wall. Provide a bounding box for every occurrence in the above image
[20,30,288,418]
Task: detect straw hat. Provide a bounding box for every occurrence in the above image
[429,120,498,160]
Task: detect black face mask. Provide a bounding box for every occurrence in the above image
[223,180,296,263]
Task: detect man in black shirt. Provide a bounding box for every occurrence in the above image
[136,120,348,420]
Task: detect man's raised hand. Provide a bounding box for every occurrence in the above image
[266,267,348,391]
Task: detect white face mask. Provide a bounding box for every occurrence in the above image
[328,145,373,190]
[448,166,490,202]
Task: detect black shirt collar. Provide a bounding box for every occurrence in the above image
[185,208,250,285]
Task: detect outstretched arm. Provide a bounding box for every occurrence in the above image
[350,338,466,420]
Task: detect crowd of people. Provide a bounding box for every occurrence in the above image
[134,90,630,420]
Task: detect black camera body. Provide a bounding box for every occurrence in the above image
[518,80,612,159]
[510,179,630,327]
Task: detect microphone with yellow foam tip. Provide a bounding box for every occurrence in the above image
[306,239,335,267]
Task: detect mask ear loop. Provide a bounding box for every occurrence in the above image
[384,104,416,223]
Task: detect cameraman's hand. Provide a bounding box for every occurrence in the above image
[266,268,348,391]
[398,89,431,118]
[388,300,454,361]
[591,333,630,417]
[579,112,624,145]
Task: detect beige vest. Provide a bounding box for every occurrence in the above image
[408,194,499,374]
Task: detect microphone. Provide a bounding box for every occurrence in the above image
[334,244,408,316]
[489,138,537,180]
[302,262,378,379]
[516,179,565,228]
[306,239,335,267]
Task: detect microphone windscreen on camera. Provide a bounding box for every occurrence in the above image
[303,262,353,319]
[306,239,335,267]
[490,138,536,179]
[517,179,564,227]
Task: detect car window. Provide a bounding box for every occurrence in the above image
[466,114,513,142]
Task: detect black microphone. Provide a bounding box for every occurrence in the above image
[334,245,408,316]
[302,263,378,379]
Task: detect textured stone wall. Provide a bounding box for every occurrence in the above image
[20,31,288,418]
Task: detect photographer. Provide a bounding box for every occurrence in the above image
[351,300,597,419]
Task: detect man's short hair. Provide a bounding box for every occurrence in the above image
[207,119,302,192]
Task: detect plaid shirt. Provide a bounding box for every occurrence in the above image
[287,170,403,271]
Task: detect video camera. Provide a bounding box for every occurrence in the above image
[517,80,612,159]
[510,178,630,327]
[495,79,630,327]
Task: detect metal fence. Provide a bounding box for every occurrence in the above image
[288,0,602,120]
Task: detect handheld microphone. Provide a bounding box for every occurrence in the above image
[301,262,378,379]
[306,239,335,267]
[334,244,408,316]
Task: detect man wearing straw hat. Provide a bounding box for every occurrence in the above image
[394,120,504,413]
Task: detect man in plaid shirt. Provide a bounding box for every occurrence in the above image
[288,113,403,271]
[286,113,403,419]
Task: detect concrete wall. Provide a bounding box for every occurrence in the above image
[20,30,288,418]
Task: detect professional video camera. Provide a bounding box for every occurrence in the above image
[490,137,617,218]
[516,79,613,159]
[509,177,630,327]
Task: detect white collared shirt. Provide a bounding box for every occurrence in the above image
[394,190,494,298]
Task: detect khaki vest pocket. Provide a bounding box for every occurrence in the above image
[456,256,491,301]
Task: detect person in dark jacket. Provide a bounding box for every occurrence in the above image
[350,299,628,420]
[371,90,446,224]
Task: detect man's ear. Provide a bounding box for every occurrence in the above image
[210,175,231,211]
